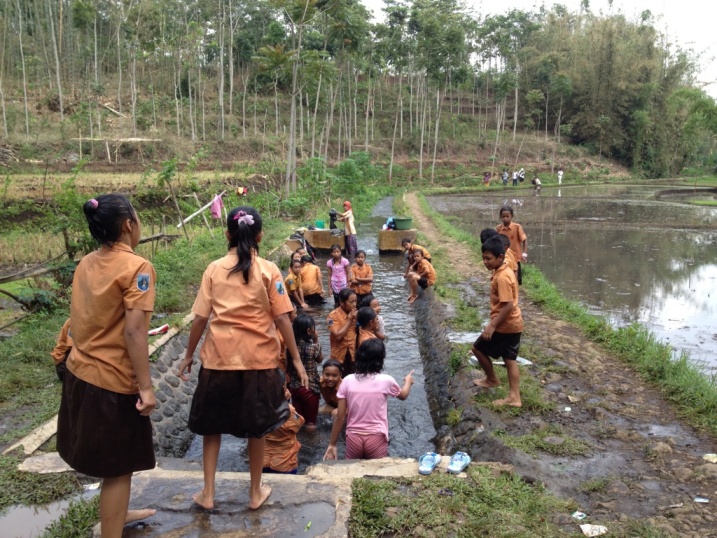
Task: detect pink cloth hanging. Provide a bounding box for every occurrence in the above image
[210,194,224,219]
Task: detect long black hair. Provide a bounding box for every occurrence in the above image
[83,194,137,247]
[227,206,262,282]
[293,314,315,345]
[355,338,385,377]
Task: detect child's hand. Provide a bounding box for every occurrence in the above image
[178,355,194,381]
[348,308,357,321]
[136,387,156,416]
[301,302,308,309]
[323,445,338,460]
[404,370,415,385]
[481,325,495,341]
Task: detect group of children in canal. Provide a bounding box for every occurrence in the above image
[51,193,527,534]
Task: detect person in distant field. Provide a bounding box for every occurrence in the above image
[501,169,509,186]
[57,194,157,537]
[323,339,414,461]
[360,294,385,341]
[285,259,308,309]
[470,236,524,408]
[512,170,518,187]
[406,248,436,304]
[496,205,528,285]
[483,171,491,186]
[531,176,542,194]
[287,314,322,433]
[349,250,374,305]
[356,306,380,347]
[319,359,343,417]
[401,238,432,278]
[518,168,526,183]
[337,200,357,257]
[300,255,326,305]
[327,288,358,375]
[263,386,304,474]
[177,205,309,512]
[557,168,564,185]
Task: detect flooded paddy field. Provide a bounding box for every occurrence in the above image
[427,185,717,373]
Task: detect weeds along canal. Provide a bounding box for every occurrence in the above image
[184,197,436,471]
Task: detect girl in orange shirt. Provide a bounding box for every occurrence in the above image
[178,206,308,511]
[356,306,380,347]
[349,249,374,305]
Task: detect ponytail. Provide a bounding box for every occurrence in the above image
[227,206,263,283]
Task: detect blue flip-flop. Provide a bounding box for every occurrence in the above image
[447,452,471,474]
[418,452,442,475]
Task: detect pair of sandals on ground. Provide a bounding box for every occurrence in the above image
[417,451,471,475]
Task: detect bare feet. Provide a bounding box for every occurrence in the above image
[492,397,522,407]
[472,378,500,389]
[192,490,215,510]
[249,483,272,510]
[125,509,156,524]
[407,295,418,304]
[305,423,317,433]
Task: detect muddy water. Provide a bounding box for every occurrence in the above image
[427,185,717,373]
[184,198,436,471]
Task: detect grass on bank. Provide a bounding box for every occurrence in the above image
[40,496,100,538]
[349,465,571,538]
[412,190,717,439]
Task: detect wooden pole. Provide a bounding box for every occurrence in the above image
[193,192,214,238]
[166,179,190,241]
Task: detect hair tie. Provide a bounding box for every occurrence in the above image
[233,210,254,226]
[88,198,99,208]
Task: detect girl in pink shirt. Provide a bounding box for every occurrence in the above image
[323,339,414,460]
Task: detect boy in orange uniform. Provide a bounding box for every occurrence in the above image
[349,250,374,305]
[406,249,436,304]
[263,387,304,474]
[496,205,527,285]
[471,236,523,407]
[401,238,432,278]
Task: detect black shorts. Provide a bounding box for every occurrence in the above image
[418,277,429,289]
[473,332,521,361]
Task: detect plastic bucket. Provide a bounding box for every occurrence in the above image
[393,217,413,230]
[315,220,325,229]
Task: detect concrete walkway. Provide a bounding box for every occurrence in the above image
[112,457,423,537]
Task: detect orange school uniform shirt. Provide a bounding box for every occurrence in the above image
[263,404,304,472]
[192,252,293,370]
[504,248,518,272]
[490,262,523,334]
[350,263,373,295]
[320,377,342,408]
[411,244,431,260]
[67,243,156,394]
[327,307,356,364]
[358,327,378,347]
[496,222,527,260]
[300,263,323,295]
[415,259,436,286]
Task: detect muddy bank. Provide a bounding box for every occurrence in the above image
[407,192,717,536]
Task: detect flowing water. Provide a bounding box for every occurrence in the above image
[185,197,436,471]
[427,184,717,373]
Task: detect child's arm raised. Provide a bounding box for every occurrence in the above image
[323,398,347,460]
[178,314,209,381]
[276,313,309,389]
[482,301,514,340]
[397,369,414,401]
[125,309,156,416]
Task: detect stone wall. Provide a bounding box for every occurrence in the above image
[149,334,198,458]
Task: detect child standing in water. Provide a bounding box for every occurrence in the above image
[326,244,351,307]
[300,255,326,305]
[57,194,157,537]
[471,237,524,407]
[360,294,385,340]
[285,259,308,309]
[327,288,357,375]
[319,360,343,417]
[323,339,414,460]
[178,206,308,511]
[496,205,528,285]
[288,314,322,433]
[356,306,380,347]
[349,250,374,305]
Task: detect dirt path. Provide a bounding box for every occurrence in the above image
[406,192,717,537]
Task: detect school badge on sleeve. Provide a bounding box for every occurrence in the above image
[137,273,151,292]
[275,281,285,295]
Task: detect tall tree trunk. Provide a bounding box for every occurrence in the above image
[47,0,64,122]
[130,44,137,135]
[418,80,427,179]
[312,73,323,158]
[364,73,371,152]
[388,80,402,182]
[431,88,444,184]
[228,1,235,116]
[218,4,225,140]
[15,0,30,137]
[512,67,519,141]
[241,68,249,138]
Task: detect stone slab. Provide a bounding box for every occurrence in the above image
[304,229,345,251]
[17,452,72,474]
[379,229,416,252]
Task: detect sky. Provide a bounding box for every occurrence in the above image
[361,0,717,98]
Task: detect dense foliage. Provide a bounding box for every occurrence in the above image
[0,0,715,178]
